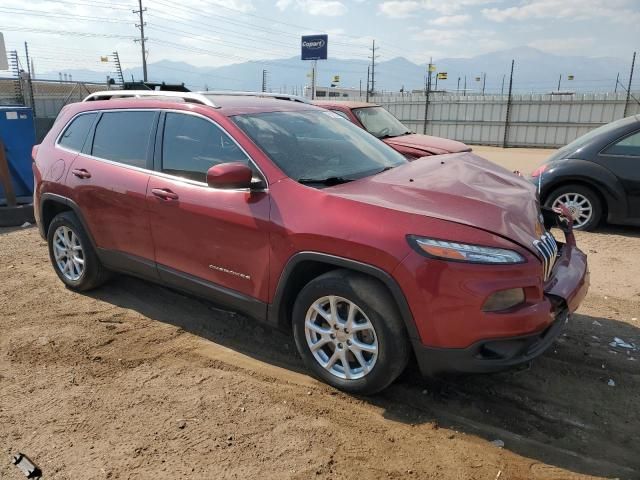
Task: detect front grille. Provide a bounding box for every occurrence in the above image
[533,231,558,281]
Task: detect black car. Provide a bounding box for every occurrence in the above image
[531,115,640,230]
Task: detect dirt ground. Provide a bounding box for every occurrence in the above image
[1,148,639,480]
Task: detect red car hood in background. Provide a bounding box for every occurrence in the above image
[384,133,471,155]
[328,152,542,253]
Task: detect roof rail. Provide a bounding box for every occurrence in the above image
[199,91,311,104]
[83,90,217,107]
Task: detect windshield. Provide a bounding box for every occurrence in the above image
[353,106,410,138]
[232,110,407,183]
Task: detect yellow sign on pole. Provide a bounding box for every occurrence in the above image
[437,72,447,80]
[100,56,109,63]
[568,75,575,80]
[332,75,340,83]
[428,64,436,72]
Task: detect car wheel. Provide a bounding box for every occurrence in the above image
[545,184,602,231]
[47,211,110,291]
[292,269,410,394]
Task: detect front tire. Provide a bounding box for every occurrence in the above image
[545,184,602,231]
[47,211,110,291]
[292,270,410,394]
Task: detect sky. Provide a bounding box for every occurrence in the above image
[1,0,639,78]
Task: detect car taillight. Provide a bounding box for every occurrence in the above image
[530,164,547,178]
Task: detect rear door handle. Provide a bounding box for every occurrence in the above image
[151,188,179,201]
[71,168,91,179]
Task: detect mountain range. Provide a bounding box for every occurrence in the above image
[39,47,634,94]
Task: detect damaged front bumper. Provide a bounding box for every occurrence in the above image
[413,209,589,376]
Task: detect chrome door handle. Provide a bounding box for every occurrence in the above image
[71,168,91,179]
[151,188,179,200]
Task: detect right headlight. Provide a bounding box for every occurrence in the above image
[408,235,525,264]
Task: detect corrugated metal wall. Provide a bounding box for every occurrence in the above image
[371,92,640,148]
[3,79,639,148]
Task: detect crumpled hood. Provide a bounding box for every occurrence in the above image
[384,133,471,155]
[328,152,543,252]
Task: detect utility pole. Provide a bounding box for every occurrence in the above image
[482,72,486,95]
[615,72,620,93]
[503,59,515,148]
[457,77,460,93]
[501,74,505,95]
[557,74,562,92]
[366,65,370,102]
[423,57,433,135]
[133,0,148,82]
[261,69,268,92]
[463,76,466,96]
[623,51,636,117]
[368,40,379,97]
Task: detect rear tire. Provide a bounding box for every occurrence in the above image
[47,211,110,291]
[544,184,602,231]
[292,269,410,395]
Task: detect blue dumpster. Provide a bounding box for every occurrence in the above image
[0,106,36,203]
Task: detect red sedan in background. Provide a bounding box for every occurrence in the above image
[313,100,471,158]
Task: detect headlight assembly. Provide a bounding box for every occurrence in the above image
[408,236,525,264]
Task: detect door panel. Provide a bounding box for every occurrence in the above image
[65,110,158,261]
[148,111,271,302]
[67,156,154,260]
[597,129,640,218]
[147,177,271,301]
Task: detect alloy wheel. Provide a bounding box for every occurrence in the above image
[552,192,593,229]
[304,295,378,380]
[53,225,85,281]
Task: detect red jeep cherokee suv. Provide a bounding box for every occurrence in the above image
[33,91,589,394]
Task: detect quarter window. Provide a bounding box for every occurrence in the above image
[161,112,249,183]
[92,111,156,168]
[58,113,97,152]
[603,130,640,157]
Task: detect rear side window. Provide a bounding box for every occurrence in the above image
[92,111,156,168]
[603,130,640,157]
[58,113,96,152]
[161,112,249,183]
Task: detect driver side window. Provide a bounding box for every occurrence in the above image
[162,112,249,182]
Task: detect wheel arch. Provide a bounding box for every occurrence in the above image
[40,193,97,248]
[542,178,609,221]
[267,252,420,341]
[540,160,628,221]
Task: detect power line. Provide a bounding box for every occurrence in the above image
[0,6,131,24]
[145,7,368,58]
[2,25,137,39]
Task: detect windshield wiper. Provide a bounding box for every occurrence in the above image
[372,166,396,175]
[379,131,412,139]
[297,176,355,186]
